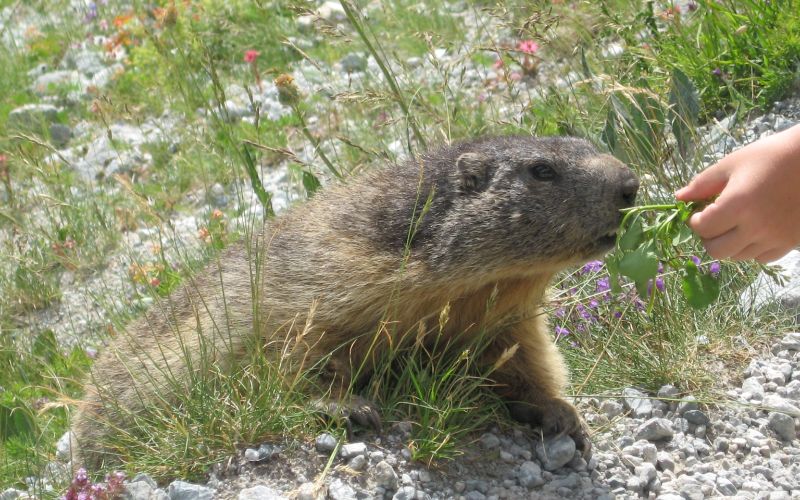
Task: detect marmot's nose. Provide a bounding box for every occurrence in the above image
[620,174,639,207]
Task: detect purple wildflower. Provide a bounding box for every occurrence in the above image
[74,469,89,487]
[709,261,721,276]
[85,3,97,22]
[555,307,566,318]
[596,277,610,293]
[588,299,600,309]
[581,260,603,274]
[646,276,666,296]
[555,326,570,337]
[712,67,723,77]
[690,255,702,266]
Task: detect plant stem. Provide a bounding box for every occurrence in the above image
[339,0,427,150]
[292,104,342,179]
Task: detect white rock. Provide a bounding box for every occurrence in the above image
[339,442,367,459]
[238,485,287,500]
[55,431,73,461]
[763,394,800,417]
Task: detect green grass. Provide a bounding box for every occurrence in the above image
[0,0,798,491]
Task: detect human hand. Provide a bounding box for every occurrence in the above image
[675,124,800,263]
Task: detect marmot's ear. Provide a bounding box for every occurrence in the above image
[456,152,490,192]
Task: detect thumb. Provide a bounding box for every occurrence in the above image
[675,165,730,201]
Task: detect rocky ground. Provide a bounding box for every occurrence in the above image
[2,1,800,499]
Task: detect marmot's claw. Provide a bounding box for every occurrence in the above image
[508,397,592,458]
[346,399,383,433]
[313,395,383,436]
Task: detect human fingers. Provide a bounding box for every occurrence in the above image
[755,246,794,264]
[731,242,768,261]
[701,226,750,260]
[675,164,730,202]
[687,200,738,240]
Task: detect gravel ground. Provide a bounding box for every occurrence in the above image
[2,1,800,499]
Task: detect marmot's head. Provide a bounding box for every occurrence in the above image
[424,136,639,274]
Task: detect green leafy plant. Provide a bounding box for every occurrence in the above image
[605,201,721,309]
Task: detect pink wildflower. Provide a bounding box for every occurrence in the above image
[517,40,539,55]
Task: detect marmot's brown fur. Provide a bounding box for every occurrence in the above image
[71,135,638,468]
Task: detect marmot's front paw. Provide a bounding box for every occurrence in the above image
[314,395,382,438]
[508,397,591,457]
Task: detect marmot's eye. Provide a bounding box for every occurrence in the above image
[529,163,558,182]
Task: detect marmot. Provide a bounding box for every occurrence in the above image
[72,135,639,468]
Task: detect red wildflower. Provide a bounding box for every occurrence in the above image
[244,50,260,63]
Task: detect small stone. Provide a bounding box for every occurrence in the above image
[49,123,72,148]
[600,400,624,419]
[296,483,316,500]
[391,486,417,500]
[238,485,287,500]
[768,412,796,441]
[327,479,356,500]
[656,451,674,471]
[676,395,699,414]
[683,410,710,426]
[463,492,485,500]
[516,460,544,488]
[208,183,228,207]
[8,104,59,131]
[123,481,157,500]
[55,431,73,461]
[480,433,500,449]
[499,450,514,462]
[764,394,800,416]
[131,474,158,489]
[31,70,87,97]
[317,1,347,24]
[535,435,576,471]
[774,116,797,132]
[635,418,674,442]
[714,477,736,496]
[244,443,279,462]
[315,433,338,453]
[622,387,653,417]
[340,53,367,73]
[348,454,367,471]
[372,460,399,489]
[634,462,657,484]
[167,481,214,500]
[780,332,800,351]
[340,442,367,459]
[406,57,422,68]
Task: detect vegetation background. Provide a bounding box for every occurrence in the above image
[0,0,798,494]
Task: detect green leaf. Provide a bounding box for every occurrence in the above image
[0,395,38,442]
[32,329,60,364]
[604,255,624,294]
[619,214,646,251]
[672,223,694,246]
[669,68,701,158]
[676,201,693,222]
[242,144,274,217]
[618,242,659,285]
[681,263,720,309]
[601,106,618,153]
[302,170,321,196]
